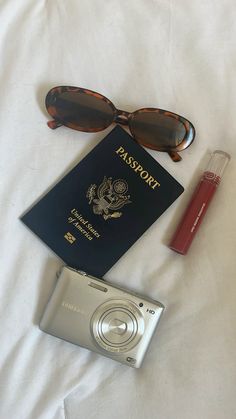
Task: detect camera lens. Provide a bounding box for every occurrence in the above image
[91,299,145,353]
[139,303,143,307]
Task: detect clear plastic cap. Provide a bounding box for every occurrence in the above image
[205,150,230,179]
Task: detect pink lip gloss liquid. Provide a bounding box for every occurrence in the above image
[169,150,230,255]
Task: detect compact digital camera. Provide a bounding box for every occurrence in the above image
[40,266,164,368]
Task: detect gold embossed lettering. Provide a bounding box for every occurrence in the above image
[126,156,134,165]
[140,170,149,180]
[134,164,143,173]
[151,180,160,189]
[116,146,125,155]
[121,152,128,161]
[115,145,160,189]
[131,159,138,169]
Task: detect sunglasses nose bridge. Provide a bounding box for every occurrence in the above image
[115,109,130,126]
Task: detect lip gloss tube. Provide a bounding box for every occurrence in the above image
[169,150,230,255]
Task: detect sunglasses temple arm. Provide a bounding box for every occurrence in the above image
[168,151,182,162]
[47,120,63,129]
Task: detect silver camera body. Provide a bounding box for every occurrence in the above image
[40,266,164,368]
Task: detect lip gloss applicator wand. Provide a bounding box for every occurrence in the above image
[169,150,230,255]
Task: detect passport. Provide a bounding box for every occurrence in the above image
[21,126,184,277]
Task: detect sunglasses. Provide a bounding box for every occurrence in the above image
[45,86,195,162]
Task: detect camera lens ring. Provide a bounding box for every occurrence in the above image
[99,307,137,347]
[91,299,145,353]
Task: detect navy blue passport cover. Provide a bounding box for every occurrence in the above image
[21,126,184,277]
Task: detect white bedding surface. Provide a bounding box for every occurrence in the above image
[0,1,236,418]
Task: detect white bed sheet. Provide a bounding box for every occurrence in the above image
[0,1,236,418]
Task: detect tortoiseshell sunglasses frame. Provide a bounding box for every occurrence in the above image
[46,86,195,162]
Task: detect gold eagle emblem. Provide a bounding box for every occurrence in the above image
[86,177,131,220]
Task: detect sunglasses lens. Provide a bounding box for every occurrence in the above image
[130,111,186,149]
[46,88,115,131]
